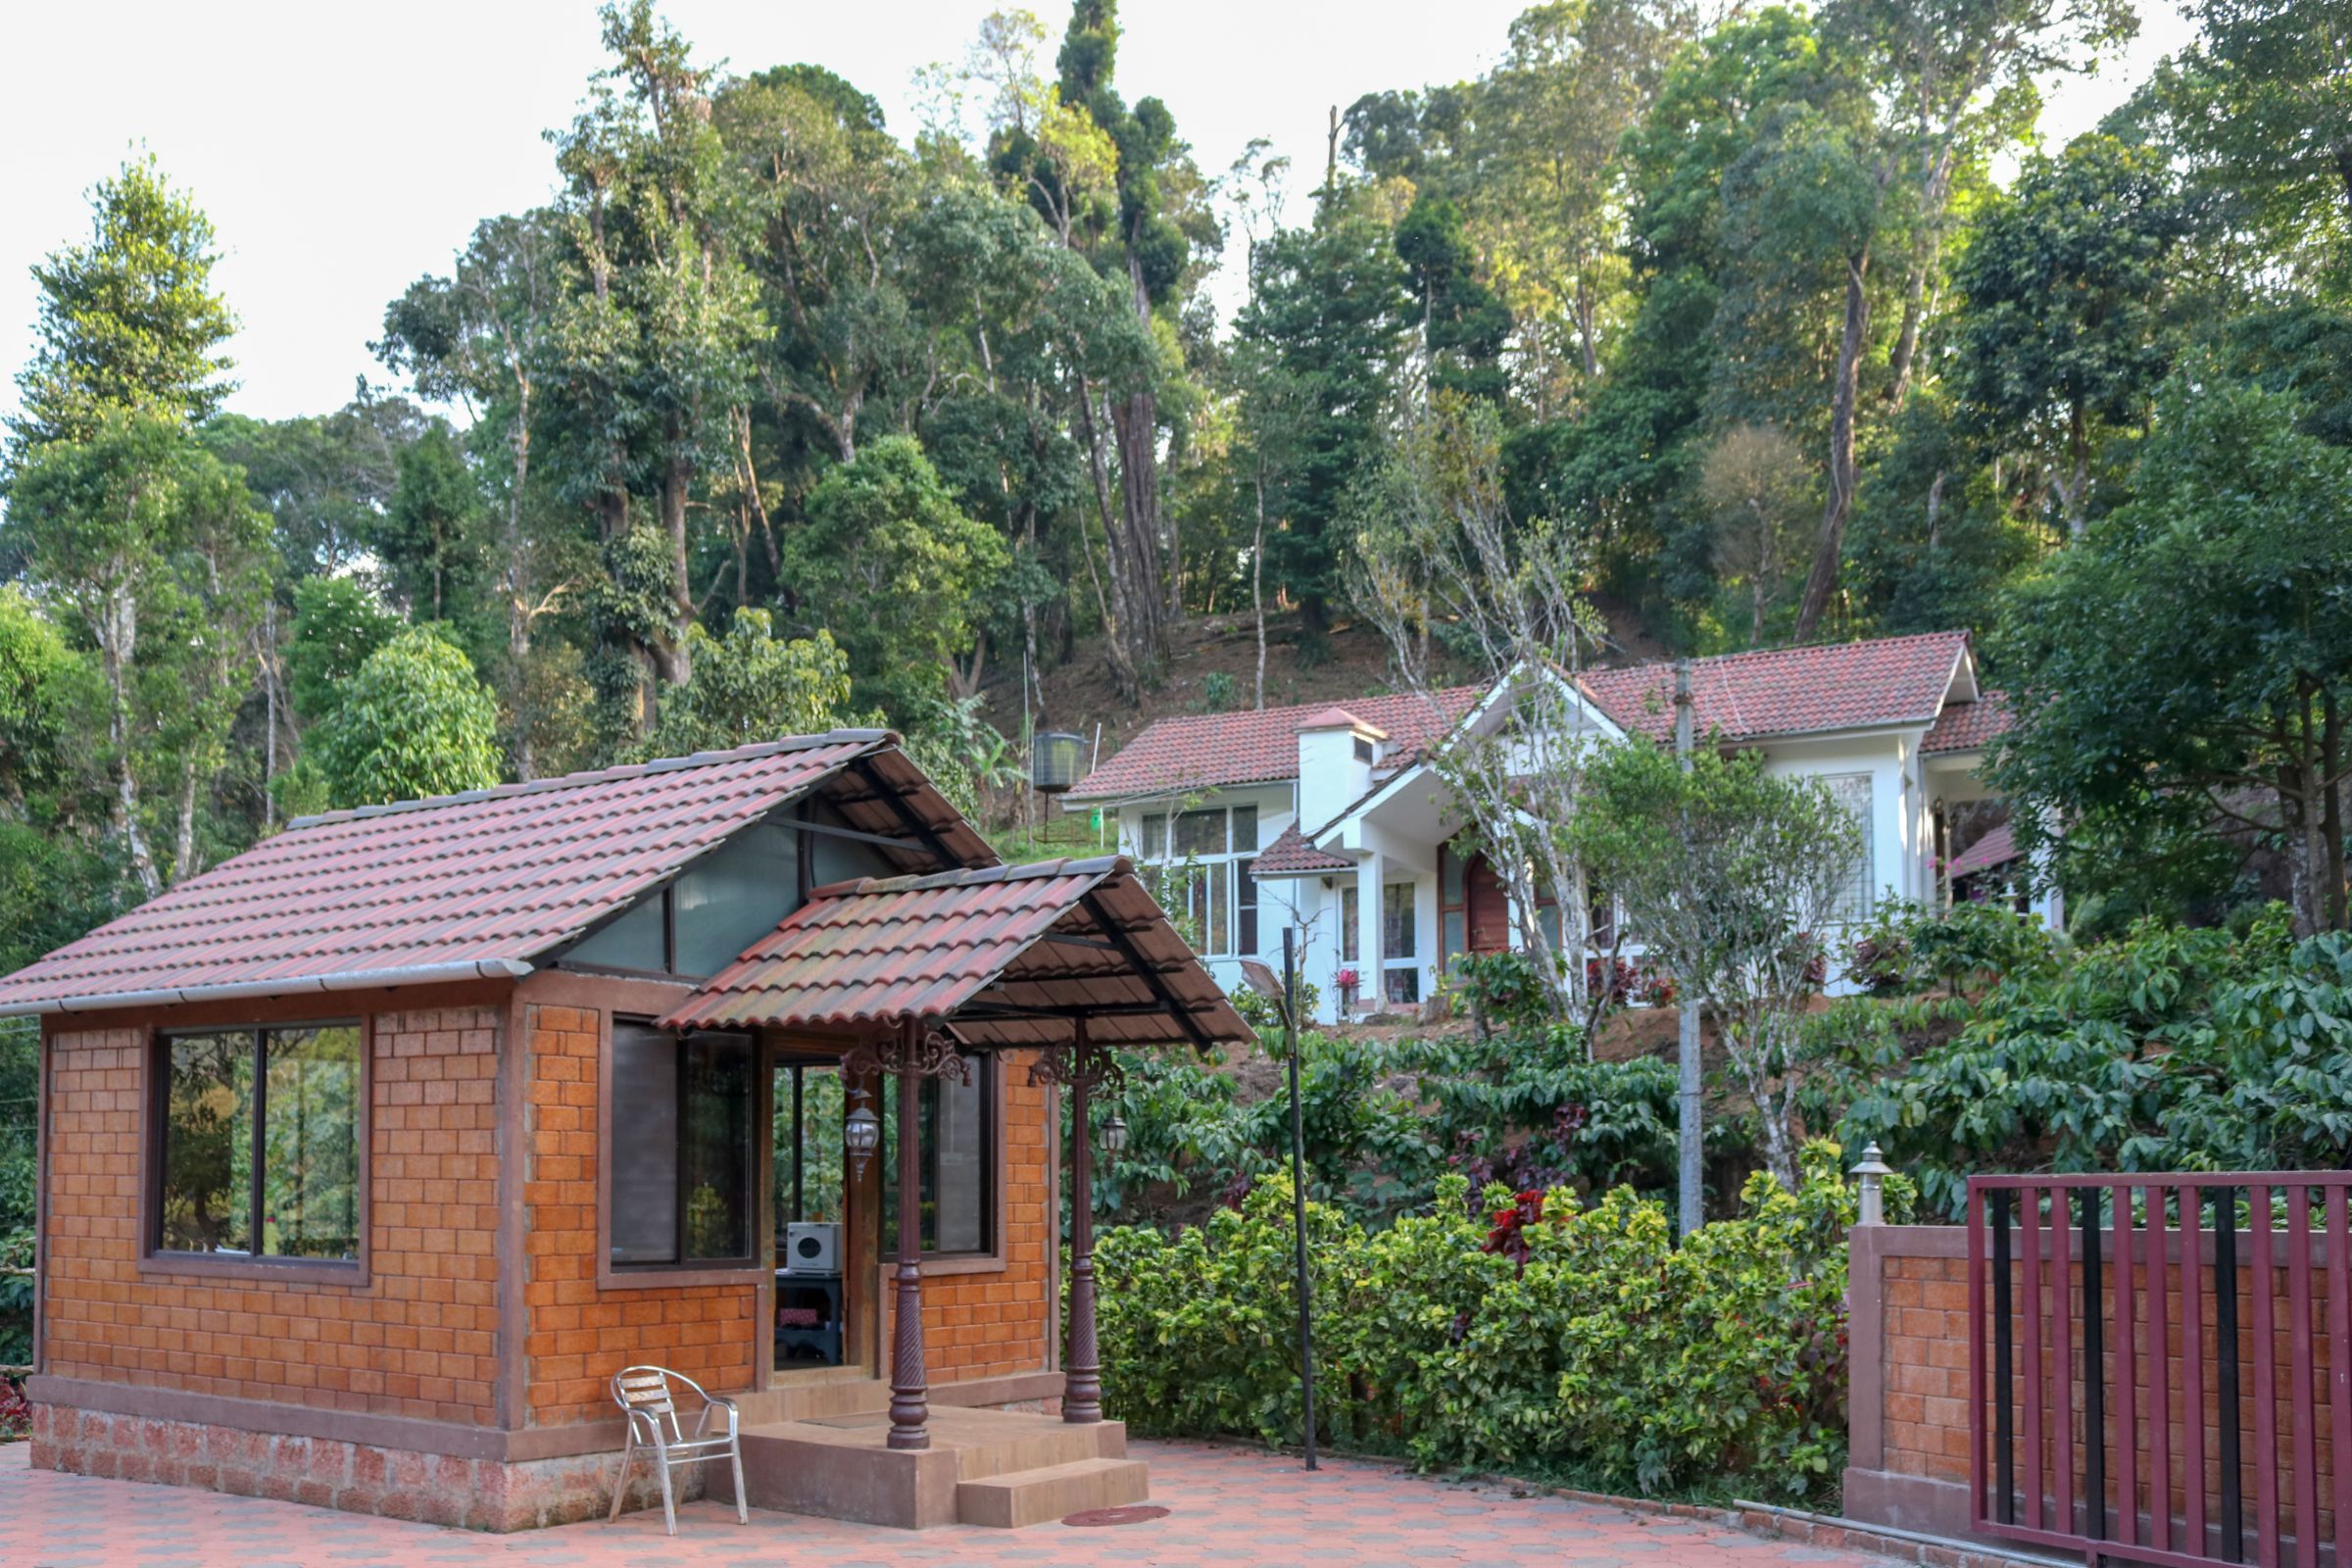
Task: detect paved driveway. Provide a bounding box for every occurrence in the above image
[6,1438,1897,1567]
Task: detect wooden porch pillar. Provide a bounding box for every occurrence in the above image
[887,1020,930,1451]
[1063,1019,1103,1424]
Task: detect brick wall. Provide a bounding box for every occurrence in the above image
[1849,1222,2341,1554]
[27,1404,687,1531]
[40,1008,502,1425]
[883,1048,1055,1383]
[520,1004,757,1429]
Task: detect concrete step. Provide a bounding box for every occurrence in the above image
[947,1418,1125,1482]
[956,1455,1151,1529]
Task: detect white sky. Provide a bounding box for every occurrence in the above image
[0,0,2192,425]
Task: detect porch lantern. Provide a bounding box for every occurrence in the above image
[1100,1113,1128,1156]
[843,1090,881,1179]
[1031,731,1083,794]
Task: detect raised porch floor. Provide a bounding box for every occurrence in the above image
[714,1378,1146,1530]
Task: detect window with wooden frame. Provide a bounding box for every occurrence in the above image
[881,1050,997,1257]
[152,1022,363,1265]
[609,1023,758,1269]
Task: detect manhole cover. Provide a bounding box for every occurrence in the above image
[1063,1504,1171,1527]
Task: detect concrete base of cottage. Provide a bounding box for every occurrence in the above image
[25,1404,695,1532]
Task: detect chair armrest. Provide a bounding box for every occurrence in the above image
[699,1393,740,1439]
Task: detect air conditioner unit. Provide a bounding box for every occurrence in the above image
[783,1222,840,1275]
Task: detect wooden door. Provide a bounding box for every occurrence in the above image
[1465,854,1511,954]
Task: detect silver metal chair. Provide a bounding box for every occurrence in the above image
[607,1365,747,1534]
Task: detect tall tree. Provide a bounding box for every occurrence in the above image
[8,156,236,452]
[1788,0,2133,638]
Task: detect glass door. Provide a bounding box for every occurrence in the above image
[772,1058,846,1369]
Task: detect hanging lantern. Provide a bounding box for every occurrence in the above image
[1031,731,1083,794]
[844,1089,881,1179]
[1100,1113,1129,1156]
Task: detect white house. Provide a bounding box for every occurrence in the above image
[1063,629,2056,1025]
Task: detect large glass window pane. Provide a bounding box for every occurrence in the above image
[1341,886,1359,962]
[1174,808,1226,857]
[934,1066,987,1253]
[880,1053,994,1255]
[1205,860,1231,955]
[1140,813,1166,860]
[1382,882,1416,960]
[1441,849,1466,905]
[261,1026,360,1260]
[160,1032,254,1255]
[609,1024,679,1265]
[567,893,666,972]
[1825,773,1875,919]
[680,1034,753,1262]
[809,822,892,889]
[774,1063,845,1228]
[1232,806,1258,854]
[1237,860,1258,956]
[674,823,798,977]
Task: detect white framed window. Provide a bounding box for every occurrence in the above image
[1824,772,1875,920]
[1136,804,1261,957]
[1381,881,1419,1004]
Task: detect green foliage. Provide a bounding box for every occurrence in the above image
[313,627,503,809]
[9,155,236,449]
[1844,895,2063,995]
[634,609,852,762]
[1097,1143,1871,1497]
[1444,950,1556,1038]
[1990,371,2352,935]
[1835,910,2352,1216]
[790,436,1010,712]
[285,576,399,723]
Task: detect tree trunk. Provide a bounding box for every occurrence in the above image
[659,440,694,690]
[1793,250,1871,641]
[507,391,537,782]
[1252,468,1268,710]
[100,582,162,900]
[173,760,200,887]
[1073,377,1142,706]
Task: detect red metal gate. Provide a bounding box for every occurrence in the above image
[1965,1174,2351,1567]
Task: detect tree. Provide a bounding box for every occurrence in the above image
[8,156,236,451]
[1352,396,1604,1022]
[1572,737,1862,1190]
[786,435,1010,714]
[313,628,503,809]
[1395,194,1512,405]
[284,576,400,723]
[373,421,491,628]
[635,608,853,760]
[1697,423,1811,646]
[1991,371,2352,935]
[1951,134,2185,535]
[1788,0,2135,638]
[4,412,269,894]
[1235,196,1411,648]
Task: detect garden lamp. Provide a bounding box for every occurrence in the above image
[1100,1113,1128,1156]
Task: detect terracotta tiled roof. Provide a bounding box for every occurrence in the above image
[1948,822,2022,879]
[0,732,997,1015]
[1068,688,1485,801]
[1250,823,1354,878]
[1579,632,1973,744]
[661,857,1251,1051]
[1924,690,2011,754]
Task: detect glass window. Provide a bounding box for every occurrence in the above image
[1232,806,1258,854]
[610,1024,756,1268]
[1173,808,1227,857]
[809,820,892,889]
[566,893,667,972]
[157,1024,360,1263]
[881,1053,996,1255]
[774,1062,845,1229]
[1341,885,1359,963]
[1140,813,1166,858]
[1237,859,1258,956]
[1824,772,1875,920]
[1354,735,1374,763]
[1382,882,1416,960]
[673,822,798,976]
[1383,968,1421,1004]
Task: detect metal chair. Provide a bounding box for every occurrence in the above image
[607,1365,747,1535]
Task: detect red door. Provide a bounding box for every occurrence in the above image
[1465,854,1510,954]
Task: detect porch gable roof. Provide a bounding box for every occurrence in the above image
[658,856,1251,1052]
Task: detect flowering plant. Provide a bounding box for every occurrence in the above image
[1333,966,1360,991]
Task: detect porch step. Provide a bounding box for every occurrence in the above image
[956,1455,1152,1529]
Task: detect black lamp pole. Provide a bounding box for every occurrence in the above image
[1282,924,1319,1471]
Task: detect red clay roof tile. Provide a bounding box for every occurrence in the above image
[1923,690,2011,754]
[1068,688,1485,801]
[1578,632,1973,744]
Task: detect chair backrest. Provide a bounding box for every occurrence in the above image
[612,1365,698,1446]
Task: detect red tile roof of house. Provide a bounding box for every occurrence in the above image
[1924,690,2011,754]
[1067,688,1486,801]
[660,857,1251,1051]
[1250,822,1355,878]
[0,732,996,1016]
[1578,631,1974,744]
[1948,821,2022,879]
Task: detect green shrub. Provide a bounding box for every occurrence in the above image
[1095,1140,1879,1499]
